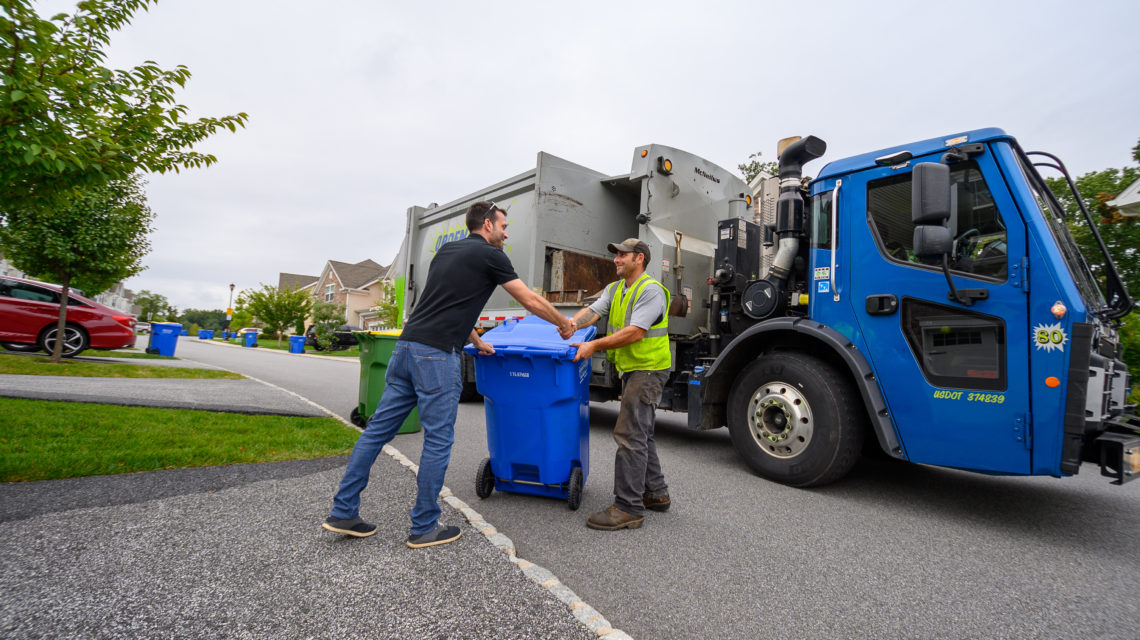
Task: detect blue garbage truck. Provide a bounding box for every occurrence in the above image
[394,128,1138,487]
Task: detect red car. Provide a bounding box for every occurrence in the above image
[0,275,136,357]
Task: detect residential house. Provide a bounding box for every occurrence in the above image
[284,259,394,330]
[278,272,318,293]
[93,282,141,316]
[1107,178,1140,218]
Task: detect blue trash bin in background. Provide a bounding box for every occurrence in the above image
[180,329,188,336]
[243,331,258,348]
[146,322,181,356]
[289,335,305,353]
[222,330,230,340]
[464,315,596,510]
[198,330,215,340]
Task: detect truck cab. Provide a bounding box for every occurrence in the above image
[698,129,1136,486]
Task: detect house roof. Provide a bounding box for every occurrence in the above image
[278,272,318,291]
[1107,177,1140,216]
[328,259,388,290]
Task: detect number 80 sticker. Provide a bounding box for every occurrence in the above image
[1033,322,1067,352]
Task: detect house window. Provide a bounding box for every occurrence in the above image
[324,284,335,302]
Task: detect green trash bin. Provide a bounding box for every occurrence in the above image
[352,330,420,434]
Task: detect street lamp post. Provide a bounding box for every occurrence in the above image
[226,283,235,329]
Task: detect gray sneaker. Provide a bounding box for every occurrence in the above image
[321,516,377,537]
[406,525,462,549]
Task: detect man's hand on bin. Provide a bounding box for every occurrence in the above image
[570,340,597,362]
[471,335,495,355]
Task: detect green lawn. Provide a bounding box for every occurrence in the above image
[0,353,242,379]
[0,397,358,482]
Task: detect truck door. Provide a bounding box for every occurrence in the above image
[845,152,1031,474]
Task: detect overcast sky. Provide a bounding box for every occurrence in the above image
[38,0,1140,311]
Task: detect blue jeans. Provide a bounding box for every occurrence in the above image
[330,340,462,535]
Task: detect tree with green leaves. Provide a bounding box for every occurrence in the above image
[375,282,401,328]
[0,174,154,361]
[228,308,254,333]
[309,300,346,351]
[237,284,313,346]
[133,289,170,322]
[1042,136,1140,376]
[1042,139,1140,298]
[738,151,779,183]
[0,0,248,215]
[178,308,227,332]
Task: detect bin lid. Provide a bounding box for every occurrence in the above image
[464,316,595,357]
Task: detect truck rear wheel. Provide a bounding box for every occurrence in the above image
[727,352,864,487]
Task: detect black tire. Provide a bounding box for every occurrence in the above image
[349,406,365,428]
[459,379,482,403]
[727,352,864,487]
[1,342,41,353]
[567,466,583,511]
[39,324,88,358]
[475,457,494,499]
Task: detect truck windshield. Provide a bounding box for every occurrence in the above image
[1011,146,1109,314]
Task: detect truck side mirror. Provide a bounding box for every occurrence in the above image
[911,163,951,260]
[912,162,950,224]
[912,225,952,259]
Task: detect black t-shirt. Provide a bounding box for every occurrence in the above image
[401,234,519,352]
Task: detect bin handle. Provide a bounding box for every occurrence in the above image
[479,345,573,358]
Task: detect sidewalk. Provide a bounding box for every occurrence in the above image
[0,374,328,417]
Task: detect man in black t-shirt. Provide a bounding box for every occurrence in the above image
[323,201,575,548]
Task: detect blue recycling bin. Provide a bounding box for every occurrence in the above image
[222,330,230,339]
[146,322,182,356]
[243,331,258,347]
[464,316,596,510]
[289,335,306,353]
[180,329,188,336]
[198,330,215,340]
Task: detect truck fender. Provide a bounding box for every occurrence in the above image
[701,317,904,460]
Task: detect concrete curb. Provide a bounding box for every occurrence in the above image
[241,369,633,640]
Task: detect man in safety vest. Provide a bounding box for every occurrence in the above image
[570,237,671,530]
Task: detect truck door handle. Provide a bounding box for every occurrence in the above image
[865,294,898,315]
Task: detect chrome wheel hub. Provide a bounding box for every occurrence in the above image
[747,381,814,459]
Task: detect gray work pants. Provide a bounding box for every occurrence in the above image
[612,370,670,515]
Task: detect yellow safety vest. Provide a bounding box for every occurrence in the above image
[605,273,671,373]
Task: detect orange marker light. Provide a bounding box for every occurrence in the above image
[641,150,648,158]
[1045,376,1061,388]
[1051,302,1067,319]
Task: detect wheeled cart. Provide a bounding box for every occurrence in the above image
[465,317,595,510]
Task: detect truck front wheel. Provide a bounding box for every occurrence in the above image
[727,352,864,487]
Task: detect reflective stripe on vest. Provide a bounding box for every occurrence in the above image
[605,273,671,373]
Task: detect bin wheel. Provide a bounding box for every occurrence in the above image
[475,457,495,499]
[349,406,366,428]
[567,467,583,511]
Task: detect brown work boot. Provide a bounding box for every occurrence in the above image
[642,490,671,512]
[586,504,645,530]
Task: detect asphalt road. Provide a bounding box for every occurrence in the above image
[176,339,1140,639]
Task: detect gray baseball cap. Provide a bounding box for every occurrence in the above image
[607,237,650,258]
